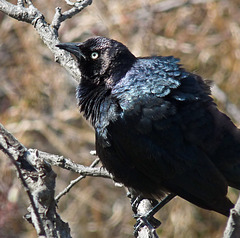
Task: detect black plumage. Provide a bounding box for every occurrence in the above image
[56,37,240,216]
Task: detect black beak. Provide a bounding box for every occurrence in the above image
[56,42,86,59]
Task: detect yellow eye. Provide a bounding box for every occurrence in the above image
[91,52,99,59]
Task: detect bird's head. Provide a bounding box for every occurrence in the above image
[56,36,136,87]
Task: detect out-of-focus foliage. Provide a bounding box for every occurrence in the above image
[1,0,240,237]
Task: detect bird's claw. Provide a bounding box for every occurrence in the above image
[133,214,160,238]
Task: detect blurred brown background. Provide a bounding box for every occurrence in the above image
[1,0,240,237]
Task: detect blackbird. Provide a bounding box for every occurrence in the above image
[57,36,240,216]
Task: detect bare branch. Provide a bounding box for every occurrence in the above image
[34,149,112,179]
[51,7,62,30]
[0,124,45,235]
[0,0,85,83]
[0,0,42,23]
[0,123,71,237]
[51,0,92,31]
[223,195,240,238]
[0,120,112,182]
[0,121,113,236]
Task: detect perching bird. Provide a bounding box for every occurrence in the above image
[57,36,240,217]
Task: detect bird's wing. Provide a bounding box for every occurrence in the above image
[102,57,231,213]
[112,56,184,108]
[104,93,230,214]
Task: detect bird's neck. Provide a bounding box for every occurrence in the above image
[76,80,111,126]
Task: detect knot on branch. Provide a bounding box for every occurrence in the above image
[23,150,56,207]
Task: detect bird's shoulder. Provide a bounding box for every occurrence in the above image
[112,56,186,103]
[111,56,211,120]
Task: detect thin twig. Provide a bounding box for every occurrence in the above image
[55,158,100,203]
[32,149,112,179]
[51,0,92,30]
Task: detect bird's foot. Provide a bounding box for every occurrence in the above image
[128,193,176,237]
[134,214,160,238]
[128,194,160,237]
